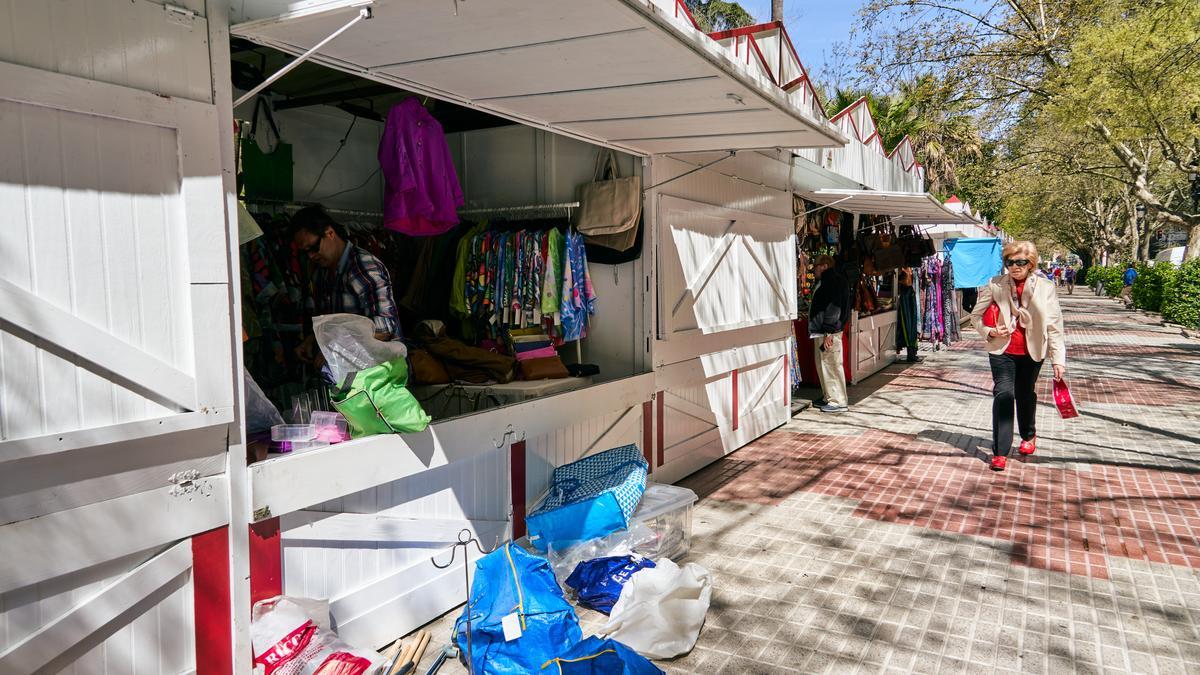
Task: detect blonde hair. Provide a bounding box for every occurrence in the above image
[1002,240,1038,262]
[814,254,836,268]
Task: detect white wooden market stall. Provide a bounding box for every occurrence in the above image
[0,1,973,672]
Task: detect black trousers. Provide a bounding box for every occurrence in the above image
[988,353,1043,456]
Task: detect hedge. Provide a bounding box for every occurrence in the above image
[1101,266,1125,298]
[1131,262,1175,312]
[1161,258,1200,329]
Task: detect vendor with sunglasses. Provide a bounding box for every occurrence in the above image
[970,240,1067,472]
[291,205,400,366]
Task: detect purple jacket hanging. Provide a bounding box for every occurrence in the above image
[379,98,464,236]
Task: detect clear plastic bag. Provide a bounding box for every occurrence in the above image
[251,596,381,675]
[244,368,284,433]
[313,313,408,386]
[546,522,658,586]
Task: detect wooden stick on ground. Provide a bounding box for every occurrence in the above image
[408,631,432,670]
[390,633,420,675]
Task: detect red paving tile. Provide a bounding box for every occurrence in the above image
[681,430,1200,580]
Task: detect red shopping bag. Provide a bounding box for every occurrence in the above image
[1053,378,1079,419]
[982,303,1000,328]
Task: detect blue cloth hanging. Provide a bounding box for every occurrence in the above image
[943,238,1002,289]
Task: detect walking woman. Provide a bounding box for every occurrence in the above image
[970,241,1067,471]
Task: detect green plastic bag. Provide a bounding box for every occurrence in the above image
[330,358,431,436]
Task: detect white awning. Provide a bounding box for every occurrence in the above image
[232,0,848,155]
[805,189,980,225]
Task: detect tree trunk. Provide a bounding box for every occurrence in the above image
[772,0,784,22]
[1188,224,1200,261]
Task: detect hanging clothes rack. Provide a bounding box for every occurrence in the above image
[458,202,579,219]
[240,196,384,221]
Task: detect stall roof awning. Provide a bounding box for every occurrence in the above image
[232,0,848,155]
[805,189,980,225]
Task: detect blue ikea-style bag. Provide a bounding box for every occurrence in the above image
[541,636,663,675]
[454,543,581,675]
[565,555,656,614]
[526,444,649,552]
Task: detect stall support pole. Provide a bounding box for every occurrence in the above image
[510,441,527,539]
[193,526,233,675]
[642,400,654,471]
[249,518,283,605]
[731,369,739,431]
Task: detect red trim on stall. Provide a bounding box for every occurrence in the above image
[674,0,702,30]
[193,527,233,675]
[783,354,790,407]
[731,369,740,431]
[656,393,665,467]
[249,518,282,606]
[642,400,654,470]
[510,440,527,539]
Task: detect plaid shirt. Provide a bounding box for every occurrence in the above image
[314,243,401,339]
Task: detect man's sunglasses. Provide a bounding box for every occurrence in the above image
[1005,258,1031,268]
[300,232,326,256]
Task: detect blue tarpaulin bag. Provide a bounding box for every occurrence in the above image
[526,444,649,552]
[565,555,656,614]
[454,543,581,675]
[541,636,663,674]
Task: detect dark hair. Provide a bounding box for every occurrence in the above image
[290,205,346,240]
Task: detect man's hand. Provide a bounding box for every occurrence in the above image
[1053,364,1066,381]
[823,334,834,350]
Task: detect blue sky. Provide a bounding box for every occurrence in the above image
[737,1,860,82]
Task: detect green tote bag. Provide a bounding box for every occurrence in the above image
[330,358,432,437]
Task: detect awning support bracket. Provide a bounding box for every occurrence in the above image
[233,7,373,109]
[800,196,852,216]
[643,150,737,193]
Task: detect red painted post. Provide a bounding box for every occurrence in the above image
[510,440,527,539]
[642,400,654,470]
[192,527,233,675]
[248,518,282,606]
[732,369,740,431]
[656,393,665,467]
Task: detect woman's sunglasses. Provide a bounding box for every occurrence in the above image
[1005,258,1031,268]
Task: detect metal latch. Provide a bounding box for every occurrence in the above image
[163,3,197,27]
[168,469,212,497]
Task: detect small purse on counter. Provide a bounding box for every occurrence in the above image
[521,355,570,380]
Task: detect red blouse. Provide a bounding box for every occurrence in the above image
[1005,280,1028,356]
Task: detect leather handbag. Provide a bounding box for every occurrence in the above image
[576,150,642,251]
[872,244,905,273]
[521,355,570,380]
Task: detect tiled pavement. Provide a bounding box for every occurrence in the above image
[667,293,1200,674]
[411,293,1200,674]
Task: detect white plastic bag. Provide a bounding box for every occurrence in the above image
[313,313,408,386]
[600,559,712,659]
[251,596,381,675]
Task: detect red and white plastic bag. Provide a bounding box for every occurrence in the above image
[1053,378,1079,419]
[251,596,381,675]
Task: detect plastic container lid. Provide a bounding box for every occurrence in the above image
[271,424,317,442]
[310,411,346,428]
[630,483,698,522]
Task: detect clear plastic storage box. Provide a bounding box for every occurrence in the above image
[630,483,698,561]
[269,424,328,453]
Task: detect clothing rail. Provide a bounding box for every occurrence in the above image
[458,202,579,217]
[241,196,384,220]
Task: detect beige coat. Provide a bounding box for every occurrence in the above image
[970,273,1066,366]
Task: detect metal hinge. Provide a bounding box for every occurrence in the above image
[253,506,273,521]
[163,3,197,27]
[168,469,212,498]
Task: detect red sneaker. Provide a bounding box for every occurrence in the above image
[990,455,1007,471]
[1018,437,1037,456]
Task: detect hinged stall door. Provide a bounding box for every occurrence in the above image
[0,18,235,673]
[653,194,795,483]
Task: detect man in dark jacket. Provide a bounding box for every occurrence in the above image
[808,255,851,412]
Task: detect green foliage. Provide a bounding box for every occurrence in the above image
[1100,266,1125,298]
[1162,259,1200,328]
[1084,266,1102,288]
[1131,263,1175,313]
[683,0,754,32]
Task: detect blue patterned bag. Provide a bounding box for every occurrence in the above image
[526,444,648,552]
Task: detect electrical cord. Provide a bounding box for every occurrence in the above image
[303,114,358,198]
[314,167,380,201]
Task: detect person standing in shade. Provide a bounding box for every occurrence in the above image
[971,241,1067,472]
[1121,263,1138,305]
[808,255,851,413]
[1064,266,1076,295]
[291,206,401,367]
